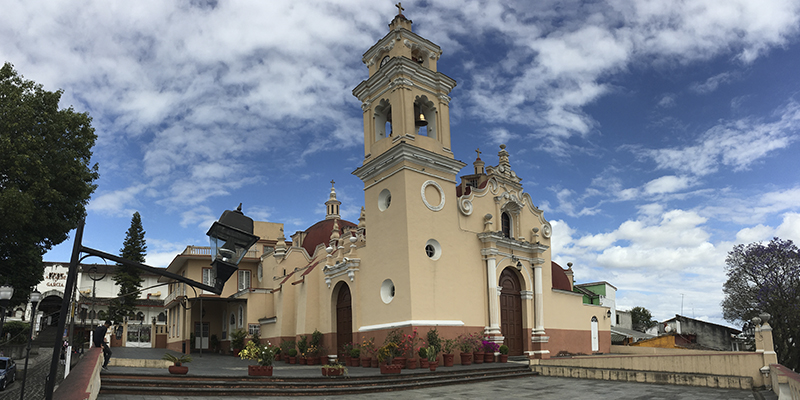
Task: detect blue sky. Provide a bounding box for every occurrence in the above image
[3,0,799,328]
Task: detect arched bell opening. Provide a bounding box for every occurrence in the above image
[414,96,436,138]
[374,99,392,140]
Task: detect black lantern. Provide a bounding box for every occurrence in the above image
[206,204,259,292]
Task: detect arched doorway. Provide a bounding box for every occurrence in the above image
[335,283,352,357]
[499,268,524,356]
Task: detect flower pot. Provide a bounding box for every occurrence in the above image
[473,352,484,364]
[299,356,307,365]
[361,357,371,367]
[429,361,438,371]
[248,365,273,376]
[392,357,406,369]
[420,359,429,368]
[442,354,455,367]
[406,357,418,370]
[168,365,188,375]
[484,352,494,363]
[322,367,344,377]
[288,356,296,364]
[499,354,508,363]
[380,364,401,374]
[274,353,281,362]
[233,348,242,357]
[371,358,378,368]
[460,352,473,365]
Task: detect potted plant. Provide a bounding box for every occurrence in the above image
[499,344,509,363]
[281,340,295,363]
[482,340,499,363]
[311,329,324,364]
[321,362,348,377]
[297,335,308,364]
[377,343,400,374]
[360,336,376,367]
[457,334,473,365]
[163,352,192,375]
[287,348,298,364]
[341,342,354,365]
[210,334,220,354]
[441,338,456,367]
[472,333,485,364]
[230,329,247,356]
[426,346,439,371]
[403,329,422,369]
[384,328,406,368]
[418,346,429,368]
[239,340,278,376]
[426,328,442,366]
[349,347,361,366]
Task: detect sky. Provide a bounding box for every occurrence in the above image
[3,0,800,329]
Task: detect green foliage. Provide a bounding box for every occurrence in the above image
[630,306,657,333]
[426,328,442,354]
[239,340,278,366]
[288,348,297,357]
[425,345,438,362]
[162,352,192,365]
[418,346,427,358]
[108,212,146,322]
[311,329,323,347]
[280,340,296,355]
[349,348,360,358]
[230,329,247,350]
[2,321,30,344]
[441,338,456,354]
[297,335,308,354]
[499,345,509,355]
[0,62,99,306]
[722,238,800,372]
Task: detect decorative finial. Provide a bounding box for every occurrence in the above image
[330,179,335,188]
[396,2,404,15]
[475,148,482,159]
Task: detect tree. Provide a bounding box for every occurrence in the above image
[722,238,800,372]
[107,212,146,323]
[630,306,657,333]
[0,62,99,306]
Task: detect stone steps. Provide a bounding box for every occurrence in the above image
[99,365,537,396]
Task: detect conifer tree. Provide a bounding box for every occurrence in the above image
[108,212,146,322]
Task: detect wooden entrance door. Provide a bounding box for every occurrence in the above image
[336,284,352,357]
[500,268,524,356]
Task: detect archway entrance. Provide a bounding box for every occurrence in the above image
[499,268,524,356]
[335,284,352,357]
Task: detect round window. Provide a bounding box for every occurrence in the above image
[380,279,395,304]
[378,189,392,211]
[425,239,441,260]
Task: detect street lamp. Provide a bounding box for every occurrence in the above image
[206,204,259,293]
[0,285,14,340]
[19,289,41,400]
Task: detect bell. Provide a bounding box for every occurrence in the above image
[415,112,428,127]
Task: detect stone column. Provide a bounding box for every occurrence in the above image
[485,256,501,337]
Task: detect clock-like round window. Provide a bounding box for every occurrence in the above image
[381,279,395,304]
[421,180,445,211]
[425,239,441,260]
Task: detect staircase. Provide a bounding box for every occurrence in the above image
[99,365,537,396]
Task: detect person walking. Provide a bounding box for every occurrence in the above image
[94,320,113,371]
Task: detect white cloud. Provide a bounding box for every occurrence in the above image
[690,72,736,94]
[640,102,800,176]
[643,175,692,195]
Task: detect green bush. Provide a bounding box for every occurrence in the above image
[2,321,30,344]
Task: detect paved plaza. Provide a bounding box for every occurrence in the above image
[88,348,777,400]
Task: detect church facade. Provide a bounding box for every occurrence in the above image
[162,9,611,359]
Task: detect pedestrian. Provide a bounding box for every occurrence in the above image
[94,320,113,371]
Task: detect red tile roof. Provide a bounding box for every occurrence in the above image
[300,219,357,256]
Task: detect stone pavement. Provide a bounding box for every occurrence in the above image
[0,347,66,400]
[73,347,778,400]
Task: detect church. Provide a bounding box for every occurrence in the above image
[162,7,611,359]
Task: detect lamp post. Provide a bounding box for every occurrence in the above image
[0,285,14,340]
[44,205,259,399]
[19,289,41,400]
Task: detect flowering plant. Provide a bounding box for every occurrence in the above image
[376,342,398,364]
[481,340,500,353]
[239,340,279,366]
[360,336,377,357]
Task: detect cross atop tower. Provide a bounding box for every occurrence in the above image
[475,148,482,159]
[396,2,404,16]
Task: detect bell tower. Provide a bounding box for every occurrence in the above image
[352,4,458,162]
[353,5,466,324]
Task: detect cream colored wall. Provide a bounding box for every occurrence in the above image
[253,221,283,242]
